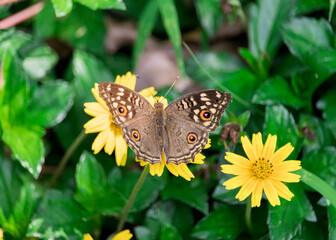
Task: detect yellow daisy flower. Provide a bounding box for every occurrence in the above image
[136,96,211,181]
[0,228,3,240]
[84,230,133,240]
[83,72,156,166]
[221,132,301,207]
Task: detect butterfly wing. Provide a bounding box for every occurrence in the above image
[164,89,232,164]
[99,82,162,164]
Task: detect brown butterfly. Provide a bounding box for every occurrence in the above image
[99,83,232,165]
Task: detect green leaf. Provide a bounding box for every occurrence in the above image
[110,169,166,212]
[0,157,39,239]
[162,178,208,214]
[22,45,58,79]
[264,104,301,158]
[0,51,45,178]
[330,0,336,20]
[194,0,223,37]
[133,0,158,68]
[25,81,74,127]
[328,205,336,240]
[160,224,183,240]
[35,3,106,54]
[0,183,39,239]
[51,0,73,17]
[191,205,245,240]
[212,176,243,205]
[158,0,186,79]
[136,200,193,240]
[252,77,305,109]
[248,0,295,59]
[75,152,125,214]
[282,17,333,61]
[0,50,29,118]
[268,184,316,240]
[73,50,114,102]
[301,147,336,188]
[27,190,93,239]
[295,0,328,15]
[316,88,336,138]
[74,0,125,10]
[2,125,45,178]
[185,51,244,86]
[0,30,31,58]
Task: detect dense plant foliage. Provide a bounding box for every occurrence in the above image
[1,0,336,239]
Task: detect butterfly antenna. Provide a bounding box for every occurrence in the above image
[163,76,179,99]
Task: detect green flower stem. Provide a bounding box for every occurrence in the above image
[298,168,336,208]
[182,42,264,117]
[116,164,149,232]
[245,196,253,233]
[49,130,86,188]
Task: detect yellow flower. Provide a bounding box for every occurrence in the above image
[0,228,3,240]
[84,230,133,240]
[83,72,156,166]
[136,96,211,181]
[221,132,301,207]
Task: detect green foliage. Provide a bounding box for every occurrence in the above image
[1,0,336,239]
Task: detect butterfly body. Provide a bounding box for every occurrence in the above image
[99,82,232,165]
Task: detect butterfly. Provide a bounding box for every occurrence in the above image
[99,82,232,165]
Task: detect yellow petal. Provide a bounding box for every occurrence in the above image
[139,87,157,98]
[270,143,294,165]
[221,165,252,175]
[84,116,110,133]
[262,134,277,161]
[236,177,257,201]
[271,180,294,201]
[117,72,136,90]
[225,152,252,168]
[84,102,108,117]
[92,84,109,109]
[241,135,258,162]
[112,229,133,240]
[263,179,281,207]
[92,130,109,154]
[179,163,195,180]
[204,138,211,149]
[83,234,94,240]
[251,179,263,207]
[270,172,301,182]
[104,127,116,155]
[273,160,301,171]
[222,175,250,189]
[115,128,128,166]
[193,153,205,164]
[252,132,263,158]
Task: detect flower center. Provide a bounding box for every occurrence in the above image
[252,157,273,179]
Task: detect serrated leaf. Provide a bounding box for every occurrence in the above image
[133,0,158,68]
[252,77,305,109]
[162,178,208,214]
[191,205,244,240]
[27,190,93,239]
[158,0,186,79]
[22,45,58,79]
[268,184,316,240]
[51,0,73,17]
[25,81,74,127]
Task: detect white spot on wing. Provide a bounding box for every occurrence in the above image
[120,100,126,105]
[193,115,199,122]
[201,97,210,101]
[119,88,125,92]
[194,109,200,114]
[200,93,207,97]
[113,102,118,108]
[210,108,216,113]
